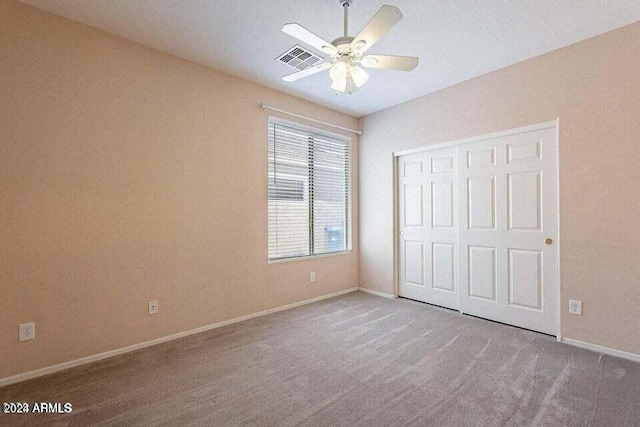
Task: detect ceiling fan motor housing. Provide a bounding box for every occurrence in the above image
[331,36,355,54]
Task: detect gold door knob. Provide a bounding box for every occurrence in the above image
[545,238,553,245]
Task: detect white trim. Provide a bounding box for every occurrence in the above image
[0,288,358,388]
[555,117,562,340]
[393,120,557,157]
[358,287,397,299]
[562,338,640,363]
[392,155,400,297]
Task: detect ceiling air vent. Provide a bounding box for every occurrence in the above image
[276,45,322,71]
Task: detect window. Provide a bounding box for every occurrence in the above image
[268,118,351,261]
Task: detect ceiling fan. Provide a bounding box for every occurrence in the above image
[281,1,419,94]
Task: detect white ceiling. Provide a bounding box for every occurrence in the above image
[19,0,640,117]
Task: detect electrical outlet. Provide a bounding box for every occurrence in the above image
[19,322,35,342]
[148,300,159,315]
[310,272,316,283]
[569,299,582,315]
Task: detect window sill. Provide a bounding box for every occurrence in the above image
[268,250,353,264]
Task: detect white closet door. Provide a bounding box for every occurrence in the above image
[458,126,558,335]
[398,147,458,310]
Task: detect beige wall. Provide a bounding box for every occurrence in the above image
[0,1,359,380]
[359,21,640,355]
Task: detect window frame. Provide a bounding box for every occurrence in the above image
[267,116,352,263]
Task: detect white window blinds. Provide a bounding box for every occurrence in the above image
[268,119,351,261]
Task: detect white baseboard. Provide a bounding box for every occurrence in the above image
[358,287,397,299]
[562,337,640,363]
[0,287,358,388]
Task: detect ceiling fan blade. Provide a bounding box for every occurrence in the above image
[282,62,332,82]
[351,5,403,54]
[282,23,337,54]
[361,55,419,71]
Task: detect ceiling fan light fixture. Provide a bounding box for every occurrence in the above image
[329,60,348,78]
[331,76,347,92]
[330,63,368,94]
[350,65,369,87]
[330,62,348,92]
